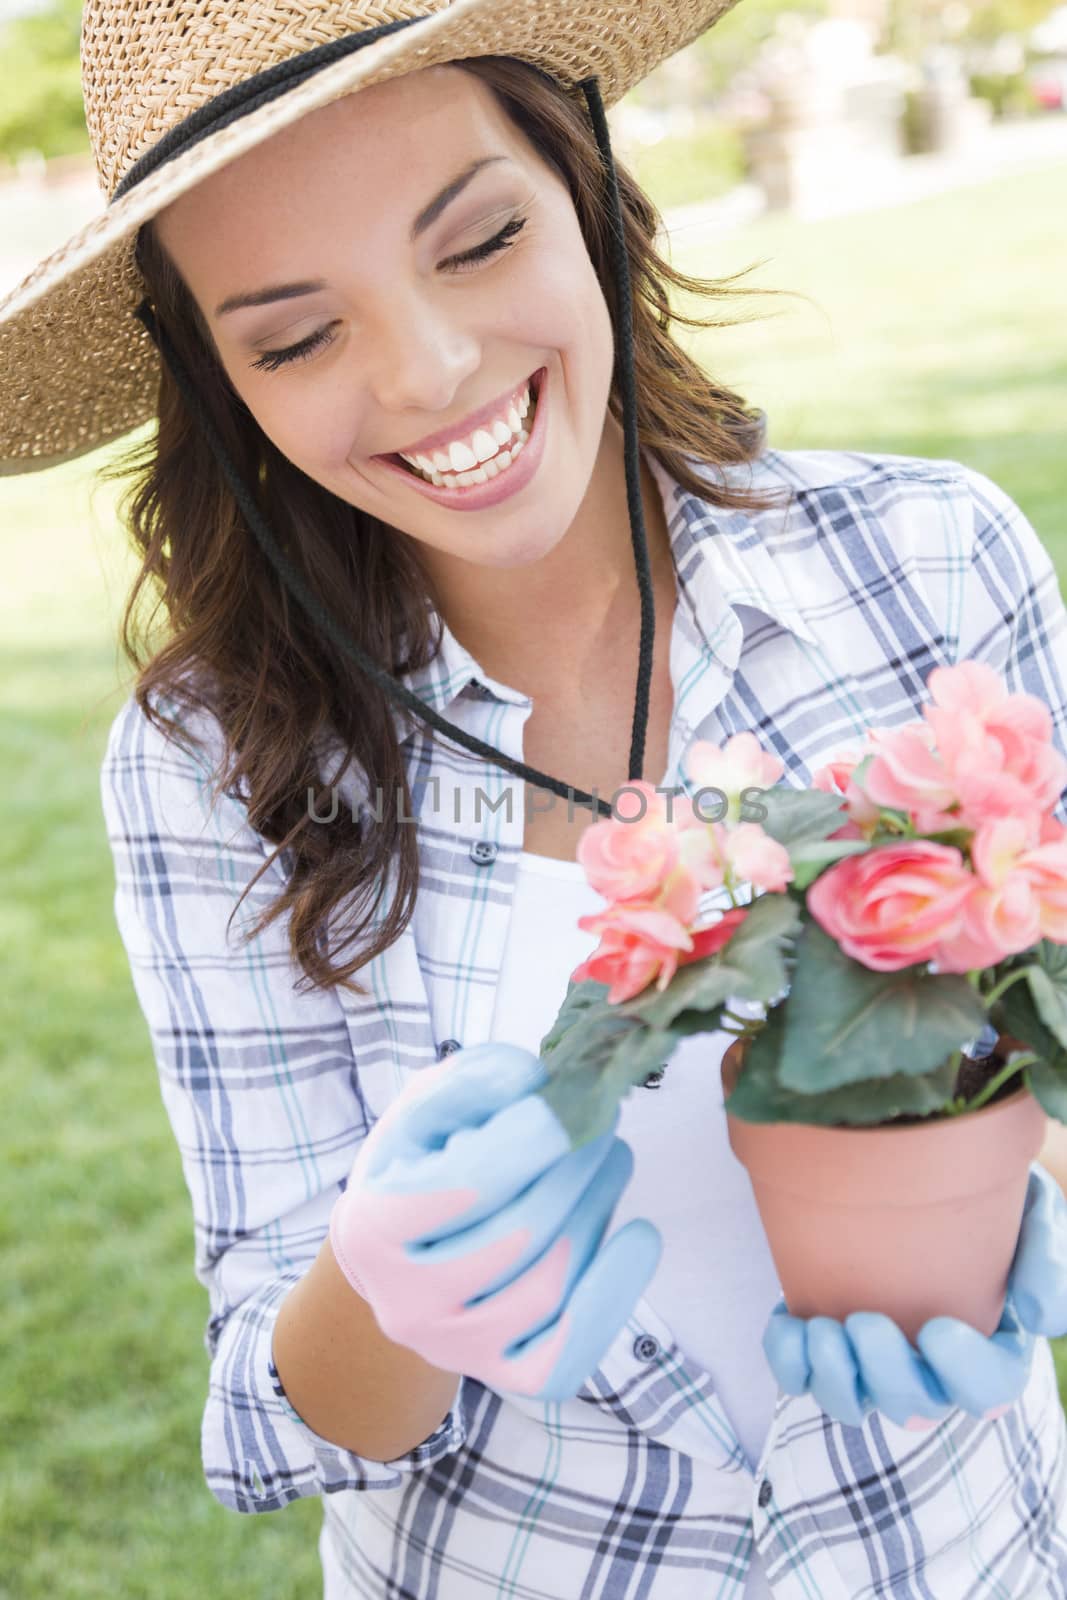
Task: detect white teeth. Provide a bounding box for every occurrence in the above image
[398,378,534,475]
[471,428,499,464]
[422,429,529,489]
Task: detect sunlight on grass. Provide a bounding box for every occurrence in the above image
[3,159,1066,1596]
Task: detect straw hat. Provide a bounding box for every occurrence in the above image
[0,0,739,476]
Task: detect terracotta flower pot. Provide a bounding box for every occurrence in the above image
[721,1043,1047,1344]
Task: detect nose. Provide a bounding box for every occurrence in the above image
[364,296,482,424]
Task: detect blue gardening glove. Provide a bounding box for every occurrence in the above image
[330,1042,662,1402]
[762,1162,1067,1429]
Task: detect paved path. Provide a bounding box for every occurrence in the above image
[659,112,1067,243]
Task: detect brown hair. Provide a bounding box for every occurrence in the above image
[99,55,791,997]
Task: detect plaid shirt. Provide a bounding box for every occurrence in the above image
[100,445,1067,1598]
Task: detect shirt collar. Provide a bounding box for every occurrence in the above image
[390,441,818,742]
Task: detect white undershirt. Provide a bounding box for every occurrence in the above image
[489,852,784,1599]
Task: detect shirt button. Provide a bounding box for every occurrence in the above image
[470,840,498,865]
[633,1334,660,1363]
[757,1479,773,1508]
[437,1038,462,1059]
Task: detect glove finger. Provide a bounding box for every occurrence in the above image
[407,1127,625,1294]
[915,1296,1034,1417]
[444,1137,638,1344]
[807,1317,870,1428]
[843,1312,953,1428]
[364,1043,548,1176]
[509,1217,664,1401]
[374,1091,596,1233]
[1010,1164,1067,1336]
[762,1298,811,1394]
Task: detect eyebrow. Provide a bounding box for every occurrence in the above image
[214,156,511,317]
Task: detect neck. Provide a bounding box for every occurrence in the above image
[416,416,675,694]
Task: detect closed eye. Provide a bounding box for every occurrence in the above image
[249,215,528,374]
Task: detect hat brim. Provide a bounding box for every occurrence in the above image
[0,0,739,475]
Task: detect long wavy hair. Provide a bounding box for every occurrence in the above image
[100,54,792,997]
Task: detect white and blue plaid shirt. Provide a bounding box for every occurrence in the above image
[100,445,1067,1598]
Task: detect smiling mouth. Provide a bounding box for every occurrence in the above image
[385,369,543,482]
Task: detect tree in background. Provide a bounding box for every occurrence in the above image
[687,0,833,103]
[885,0,1052,58]
[0,0,87,165]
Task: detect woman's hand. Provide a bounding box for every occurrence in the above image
[762,1163,1067,1428]
[329,1041,661,1403]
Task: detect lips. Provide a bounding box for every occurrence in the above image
[380,368,543,476]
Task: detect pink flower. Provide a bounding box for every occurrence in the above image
[862,722,962,833]
[812,750,882,839]
[936,815,1067,971]
[577,803,679,904]
[807,842,975,972]
[686,733,784,820]
[572,904,749,1003]
[718,822,794,892]
[577,781,723,916]
[572,904,696,1003]
[923,660,1067,827]
[687,907,749,961]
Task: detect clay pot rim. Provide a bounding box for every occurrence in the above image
[725,1083,1046,1211]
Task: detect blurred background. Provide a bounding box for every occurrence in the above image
[3,1,1067,1594]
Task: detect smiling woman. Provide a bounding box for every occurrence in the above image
[7,2,1067,1597]
[105,53,783,988]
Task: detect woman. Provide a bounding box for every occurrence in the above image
[3,2,1067,1596]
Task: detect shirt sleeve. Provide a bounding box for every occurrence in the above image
[953,463,1067,825]
[99,690,467,1514]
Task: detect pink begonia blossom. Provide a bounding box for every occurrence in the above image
[573,904,747,1003]
[685,732,784,819]
[807,842,975,972]
[812,750,882,839]
[936,815,1067,971]
[572,904,694,1003]
[716,822,794,892]
[577,801,679,903]
[922,660,1067,827]
[862,722,962,834]
[577,781,723,913]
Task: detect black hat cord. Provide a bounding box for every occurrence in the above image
[124,27,654,823]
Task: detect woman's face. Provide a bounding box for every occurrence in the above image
[154,64,617,572]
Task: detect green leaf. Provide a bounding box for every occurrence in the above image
[777,922,987,1093]
[723,1001,961,1125]
[539,977,610,1057]
[1025,1058,1067,1122]
[1026,942,1067,1053]
[617,893,801,1030]
[788,838,871,890]
[617,956,737,1029]
[757,785,848,849]
[536,1008,682,1149]
[998,975,1067,1127]
[999,973,1059,1062]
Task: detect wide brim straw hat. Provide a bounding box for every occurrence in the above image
[0,0,740,477]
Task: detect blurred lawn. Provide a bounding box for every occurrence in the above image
[2,157,1066,1597]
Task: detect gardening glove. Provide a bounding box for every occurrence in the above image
[329,1041,662,1403]
[762,1161,1067,1429]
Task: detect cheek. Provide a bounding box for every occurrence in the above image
[250,390,353,479]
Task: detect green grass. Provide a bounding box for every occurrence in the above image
[2,157,1066,1595]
